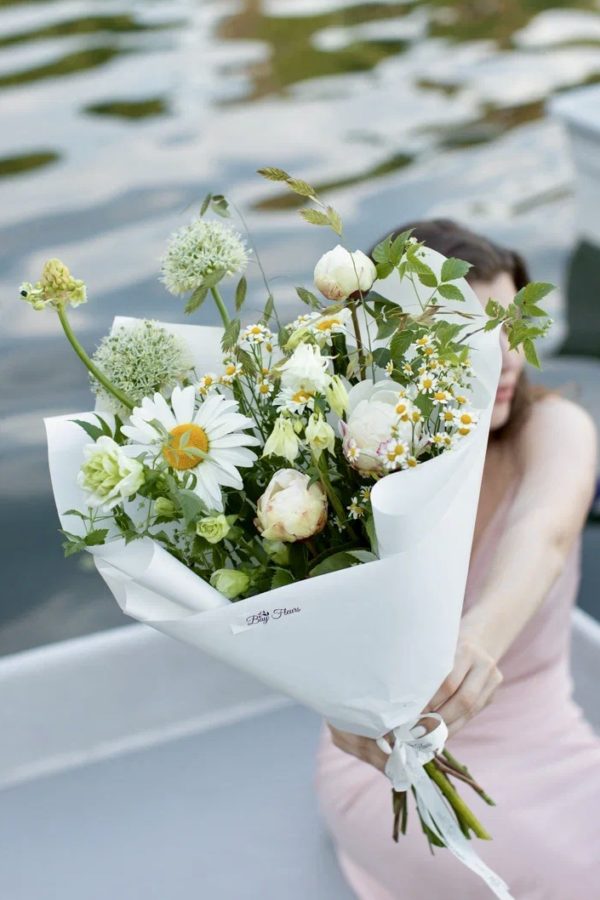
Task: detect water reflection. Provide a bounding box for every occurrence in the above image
[0,0,598,653]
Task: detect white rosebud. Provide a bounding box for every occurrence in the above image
[263,417,300,462]
[279,343,331,395]
[210,568,249,599]
[313,245,377,302]
[77,436,144,512]
[342,381,412,474]
[305,414,335,459]
[255,469,327,543]
[196,514,231,544]
[325,375,349,417]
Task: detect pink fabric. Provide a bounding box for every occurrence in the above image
[315,487,600,898]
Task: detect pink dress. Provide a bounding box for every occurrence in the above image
[315,486,600,899]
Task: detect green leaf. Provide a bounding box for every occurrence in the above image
[309,549,376,578]
[70,417,111,442]
[185,285,208,314]
[375,260,394,280]
[514,282,554,308]
[372,235,393,264]
[257,166,291,182]
[372,347,391,369]
[437,283,465,302]
[327,206,343,236]
[296,286,321,309]
[523,338,541,368]
[221,318,241,353]
[271,568,295,589]
[441,257,472,282]
[417,269,438,288]
[365,516,378,555]
[390,230,411,266]
[235,276,247,311]
[262,294,275,323]
[200,193,212,216]
[389,329,415,361]
[299,207,330,227]
[177,489,207,525]
[211,195,230,218]
[287,178,316,198]
[84,529,109,547]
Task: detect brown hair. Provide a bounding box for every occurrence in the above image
[370,218,544,436]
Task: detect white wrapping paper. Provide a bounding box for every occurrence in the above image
[45,251,513,896]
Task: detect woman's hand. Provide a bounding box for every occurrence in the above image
[425,629,503,737]
[328,725,388,772]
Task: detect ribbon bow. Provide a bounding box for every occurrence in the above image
[376,714,515,900]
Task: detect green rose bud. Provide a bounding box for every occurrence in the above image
[153,497,176,519]
[196,514,231,544]
[210,568,250,600]
[262,539,290,566]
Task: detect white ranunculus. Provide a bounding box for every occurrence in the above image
[313,245,377,302]
[342,381,412,474]
[279,343,331,394]
[255,469,328,543]
[263,416,300,462]
[77,436,145,511]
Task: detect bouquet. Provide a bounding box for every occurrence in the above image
[26,168,552,898]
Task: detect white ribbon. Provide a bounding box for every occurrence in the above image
[377,715,515,900]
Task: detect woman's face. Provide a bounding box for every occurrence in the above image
[470,271,525,431]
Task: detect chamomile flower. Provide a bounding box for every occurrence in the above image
[257,380,274,399]
[197,373,218,396]
[274,387,315,414]
[431,432,448,448]
[359,486,371,503]
[406,455,418,468]
[455,409,478,436]
[441,408,456,425]
[455,394,468,406]
[415,334,435,350]
[121,385,259,511]
[289,313,313,331]
[161,219,249,295]
[401,362,413,377]
[385,360,394,376]
[417,372,438,394]
[432,389,451,406]
[240,323,273,346]
[379,438,409,471]
[394,397,414,421]
[220,361,243,384]
[309,308,351,345]
[348,497,364,520]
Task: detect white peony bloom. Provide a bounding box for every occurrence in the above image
[313,245,377,302]
[263,416,300,463]
[279,343,331,394]
[78,436,144,512]
[342,381,413,474]
[255,469,327,543]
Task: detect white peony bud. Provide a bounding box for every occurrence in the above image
[255,469,327,543]
[342,381,413,475]
[313,245,377,302]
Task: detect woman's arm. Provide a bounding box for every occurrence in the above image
[429,396,597,735]
[329,396,597,766]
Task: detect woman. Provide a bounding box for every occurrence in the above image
[315,220,600,899]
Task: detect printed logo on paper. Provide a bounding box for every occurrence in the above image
[231,606,301,634]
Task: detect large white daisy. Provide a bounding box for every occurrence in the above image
[121,385,259,511]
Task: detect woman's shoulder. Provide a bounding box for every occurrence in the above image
[516,393,597,483]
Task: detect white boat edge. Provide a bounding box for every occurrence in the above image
[0,609,598,792]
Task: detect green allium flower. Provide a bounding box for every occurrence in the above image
[20,258,87,310]
[161,219,249,296]
[91,320,193,415]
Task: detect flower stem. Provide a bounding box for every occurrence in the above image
[348,298,366,379]
[424,760,492,840]
[210,285,231,327]
[56,303,135,410]
[316,455,346,523]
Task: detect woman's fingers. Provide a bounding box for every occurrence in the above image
[440,665,503,735]
[328,724,388,771]
[427,645,472,711]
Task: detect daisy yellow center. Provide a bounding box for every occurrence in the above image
[387,443,406,460]
[225,364,237,376]
[249,326,263,335]
[163,423,208,470]
[434,391,447,401]
[395,402,408,414]
[407,457,418,467]
[460,413,474,424]
[292,389,312,404]
[258,383,271,394]
[422,378,433,389]
[315,317,340,332]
